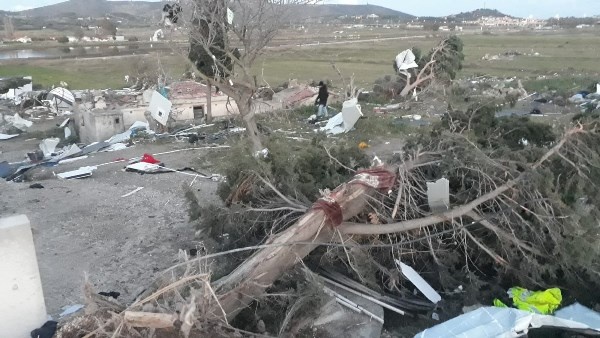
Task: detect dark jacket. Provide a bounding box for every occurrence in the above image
[316,85,329,106]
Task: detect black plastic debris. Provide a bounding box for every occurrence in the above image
[27,150,44,162]
[98,291,121,299]
[29,183,44,189]
[30,320,57,338]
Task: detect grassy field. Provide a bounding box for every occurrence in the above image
[1,29,600,92]
[0,52,186,89]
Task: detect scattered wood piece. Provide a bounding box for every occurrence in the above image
[121,187,144,198]
[123,311,177,329]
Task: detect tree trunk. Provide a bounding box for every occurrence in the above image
[238,95,263,153]
[206,83,213,124]
[213,182,377,320]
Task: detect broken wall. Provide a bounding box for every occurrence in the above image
[79,109,126,143]
[122,107,149,128]
[171,96,239,120]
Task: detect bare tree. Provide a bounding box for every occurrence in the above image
[178,0,317,152]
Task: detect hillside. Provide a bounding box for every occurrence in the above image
[299,4,414,20]
[19,0,162,18]
[449,8,516,21]
[15,0,413,21]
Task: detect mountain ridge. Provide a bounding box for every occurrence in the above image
[13,1,414,20]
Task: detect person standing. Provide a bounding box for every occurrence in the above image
[315,81,329,118]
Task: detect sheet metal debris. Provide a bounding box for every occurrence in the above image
[426,178,450,213]
[0,133,18,140]
[50,144,82,162]
[57,166,97,179]
[101,143,128,152]
[149,91,172,126]
[396,260,441,304]
[48,87,75,106]
[81,141,111,155]
[58,156,88,164]
[59,118,70,128]
[126,162,161,174]
[107,121,150,144]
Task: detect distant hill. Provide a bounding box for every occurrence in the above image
[13,0,413,21]
[18,0,162,19]
[299,4,414,20]
[449,8,516,21]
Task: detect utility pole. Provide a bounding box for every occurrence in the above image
[4,17,15,40]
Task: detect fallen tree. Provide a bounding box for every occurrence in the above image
[61,115,600,336]
[374,36,464,100]
[208,125,591,319]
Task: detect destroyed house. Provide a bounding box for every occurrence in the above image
[169,81,238,120]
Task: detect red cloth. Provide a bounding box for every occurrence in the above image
[312,199,343,227]
[350,168,396,190]
[141,153,160,164]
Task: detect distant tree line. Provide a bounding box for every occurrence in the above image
[546,17,598,28]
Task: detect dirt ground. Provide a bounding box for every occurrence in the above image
[0,133,228,317]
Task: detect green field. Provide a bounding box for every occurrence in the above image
[2,30,600,92]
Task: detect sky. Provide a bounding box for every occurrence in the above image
[2,0,600,19]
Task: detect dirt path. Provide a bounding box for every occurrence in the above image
[0,139,228,316]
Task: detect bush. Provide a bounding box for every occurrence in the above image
[217,136,370,203]
[56,36,69,43]
[372,74,407,100]
[127,36,139,42]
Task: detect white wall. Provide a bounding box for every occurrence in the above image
[0,215,47,338]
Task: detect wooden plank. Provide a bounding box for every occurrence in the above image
[123,311,177,329]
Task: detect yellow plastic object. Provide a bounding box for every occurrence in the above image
[493,299,508,308]
[358,142,369,150]
[508,287,562,314]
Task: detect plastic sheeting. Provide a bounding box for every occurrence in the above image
[415,306,600,338]
[555,303,600,330]
[395,49,419,71]
[320,98,363,135]
[4,113,33,131]
[39,138,60,158]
